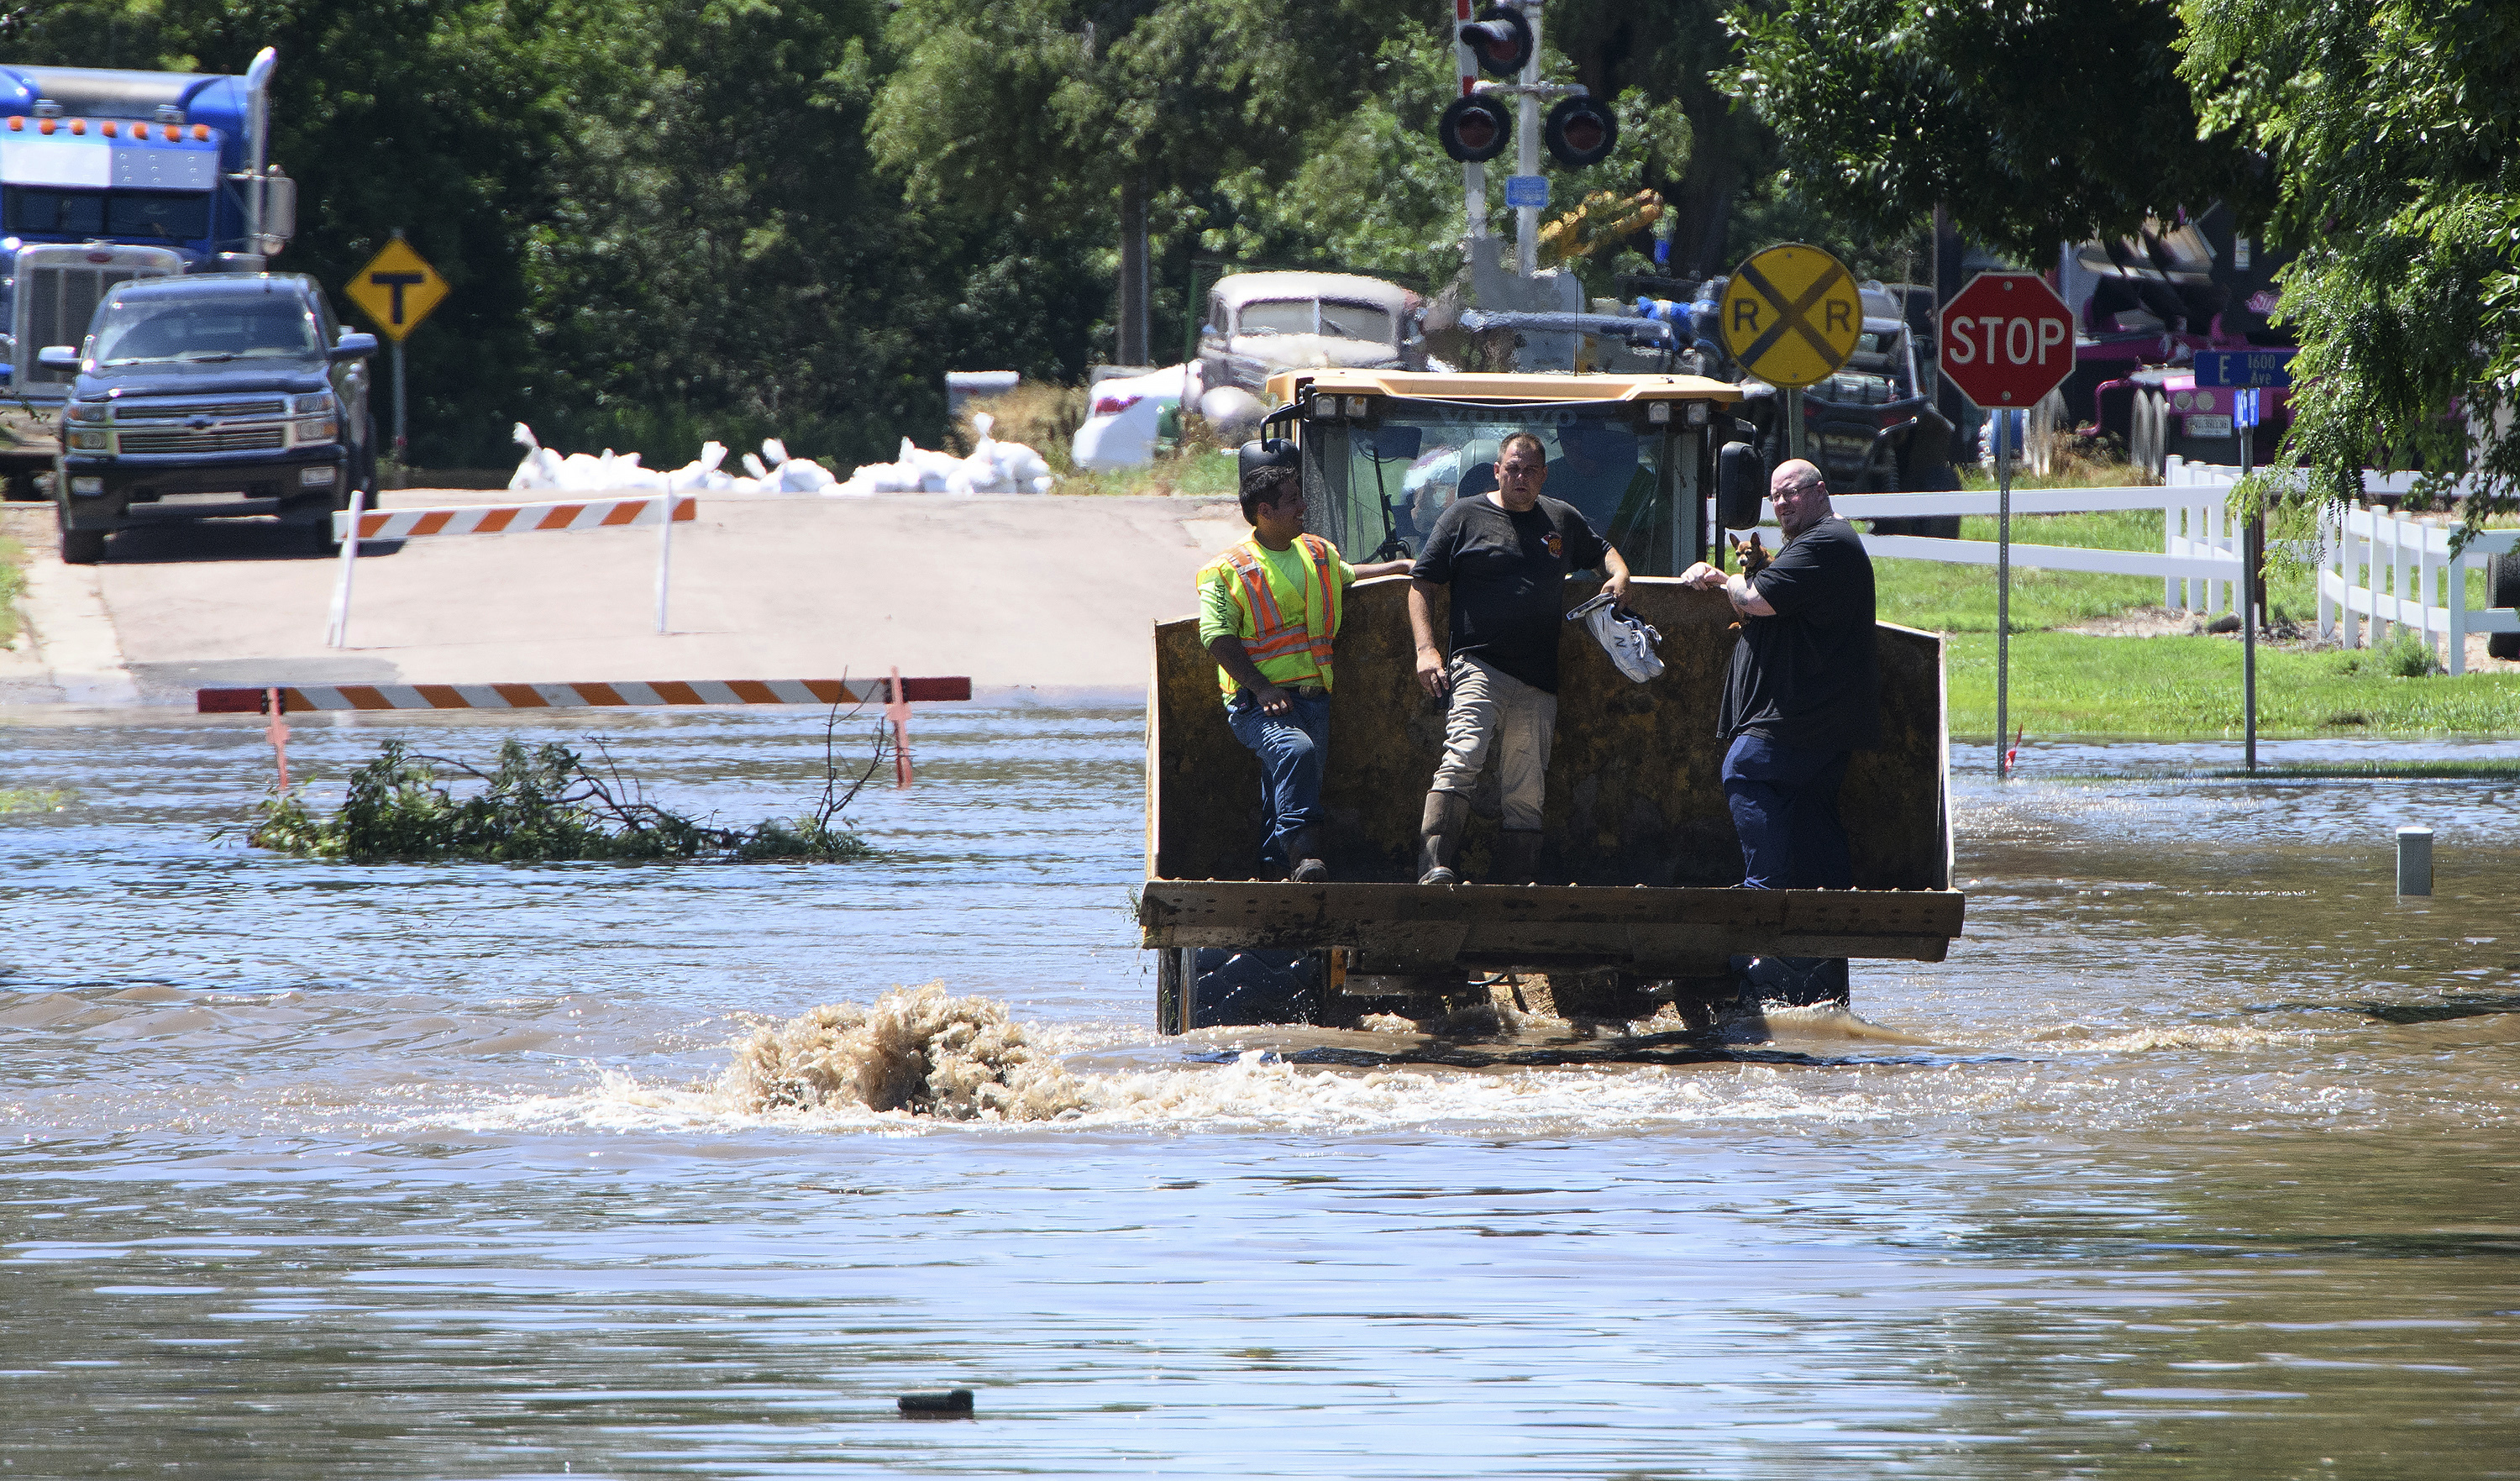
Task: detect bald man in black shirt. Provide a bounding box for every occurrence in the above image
[1684,454,1879,888]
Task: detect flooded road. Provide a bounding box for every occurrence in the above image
[3,706,2515,1478]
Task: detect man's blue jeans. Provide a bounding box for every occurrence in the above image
[1722,732,1853,890]
[1226,690,1331,873]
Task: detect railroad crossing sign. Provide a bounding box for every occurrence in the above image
[346,237,448,342]
[1718,243,1863,388]
[1938,271,2075,407]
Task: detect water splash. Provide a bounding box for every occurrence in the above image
[723,982,1086,1120]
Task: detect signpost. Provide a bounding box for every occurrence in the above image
[345,231,449,468]
[1718,242,1864,463]
[2194,349,2292,772]
[1937,271,2076,779]
[341,232,453,643]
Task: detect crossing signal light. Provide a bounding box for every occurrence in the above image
[1437,96,1513,164]
[1544,96,1617,168]
[1459,7,1533,78]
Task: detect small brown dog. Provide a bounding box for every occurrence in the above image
[1727,533,1770,631]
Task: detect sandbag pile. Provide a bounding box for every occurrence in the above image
[507,424,839,496]
[833,413,1055,496]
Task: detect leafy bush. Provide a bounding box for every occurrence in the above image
[247,736,871,864]
[2373,631,2442,679]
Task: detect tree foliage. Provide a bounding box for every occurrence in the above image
[1725,0,2264,265]
[246,736,874,863]
[2181,0,2520,520]
[0,0,1845,465]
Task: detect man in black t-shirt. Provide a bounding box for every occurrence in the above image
[1683,457,1879,889]
[1683,457,1877,1002]
[1407,431,1632,885]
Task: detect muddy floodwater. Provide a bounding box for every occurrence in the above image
[3,705,2516,1478]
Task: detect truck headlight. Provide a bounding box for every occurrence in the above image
[66,401,109,423]
[289,391,339,443]
[68,429,110,451]
[70,476,103,495]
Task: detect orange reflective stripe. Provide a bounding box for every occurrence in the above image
[1243,630,1316,660]
[1299,534,1340,667]
[1224,547,1286,635]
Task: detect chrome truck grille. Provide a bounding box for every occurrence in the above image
[22,268,131,388]
[8,246,186,394]
[116,424,287,454]
[118,399,289,422]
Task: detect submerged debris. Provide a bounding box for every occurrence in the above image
[727,984,1085,1120]
[245,733,872,864]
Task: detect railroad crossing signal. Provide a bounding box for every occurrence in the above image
[1717,243,1863,388]
[346,238,448,342]
[1937,271,2075,408]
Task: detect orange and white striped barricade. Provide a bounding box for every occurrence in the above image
[199,676,973,789]
[325,492,698,649]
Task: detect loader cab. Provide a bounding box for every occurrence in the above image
[1259,369,1746,574]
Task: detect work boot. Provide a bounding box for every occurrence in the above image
[1416,791,1468,885]
[1286,827,1328,883]
[1493,830,1542,885]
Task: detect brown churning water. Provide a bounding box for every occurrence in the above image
[727,984,1086,1121]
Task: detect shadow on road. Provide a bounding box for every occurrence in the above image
[92,520,409,565]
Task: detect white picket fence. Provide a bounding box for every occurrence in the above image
[2317,505,2518,676]
[1738,460,2517,659]
[1735,458,2251,616]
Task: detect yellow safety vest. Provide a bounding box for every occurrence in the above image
[1208,533,1345,697]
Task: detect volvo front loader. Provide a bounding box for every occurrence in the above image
[1140,366,1963,1034]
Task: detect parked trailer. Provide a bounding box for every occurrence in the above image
[1138,366,1963,1033]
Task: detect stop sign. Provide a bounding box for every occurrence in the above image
[1938,271,2076,407]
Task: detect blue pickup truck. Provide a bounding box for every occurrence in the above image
[42,271,375,563]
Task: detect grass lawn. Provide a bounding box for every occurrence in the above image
[1057,449,1237,499]
[1943,631,2520,739]
[0,532,22,648]
[1869,481,2519,738]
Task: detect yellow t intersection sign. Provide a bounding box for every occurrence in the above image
[346,238,448,342]
[1717,243,1862,388]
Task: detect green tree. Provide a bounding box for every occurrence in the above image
[871,0,1399,361]
[2181,0,2520,519]
[1725,0,2263,265]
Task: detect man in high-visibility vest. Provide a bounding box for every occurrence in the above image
[1199,440,1411,881]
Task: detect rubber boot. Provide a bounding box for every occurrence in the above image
[1286,827,1327,883]
[1416,791,1467,885]
[1493,829,1541,885]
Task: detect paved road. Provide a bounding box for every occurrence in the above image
[3,491,1250,706]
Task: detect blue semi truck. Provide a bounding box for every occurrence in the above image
[0,51,297,502]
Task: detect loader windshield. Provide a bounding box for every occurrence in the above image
[1315,402,1689,574]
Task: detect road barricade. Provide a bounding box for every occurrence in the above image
[197,675,969,713]
[325,492,697,649]
[200,674,972,790]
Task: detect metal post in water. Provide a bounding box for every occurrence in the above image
[888,666,914,788]
[1996,410,2013,780]
[2241,388,2258,773]
[264,687,290,793]
[2397,826,2433,896]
